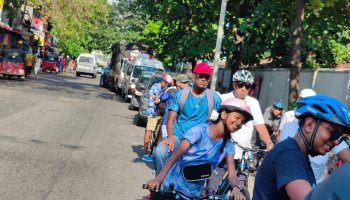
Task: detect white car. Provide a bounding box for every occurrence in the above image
[76,54,98,78]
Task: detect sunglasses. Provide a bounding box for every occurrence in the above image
[195,73,211,81]
[236,81,253,90]
[319,122,344,142]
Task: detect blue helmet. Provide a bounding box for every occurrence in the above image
[273,99,285,110]
[295,95,350,130]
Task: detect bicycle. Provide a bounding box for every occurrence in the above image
[215,142,267,200]
[143,183,233,200]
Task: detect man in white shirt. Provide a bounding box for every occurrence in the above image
[207,69,273,192]
[221,69,274,159]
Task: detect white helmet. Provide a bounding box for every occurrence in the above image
[299,88,316,98]
[232,69,254,84]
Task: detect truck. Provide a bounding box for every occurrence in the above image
[108,42,153,93]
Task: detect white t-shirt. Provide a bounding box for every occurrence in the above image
[279,110,297,131]
[280,121,348,183]
[220,92,265,159]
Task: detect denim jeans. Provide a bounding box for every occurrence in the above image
[153,135,181,175]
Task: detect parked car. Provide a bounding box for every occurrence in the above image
[0,49,26,80]
[136,72,164,126]
[128,72,153,110]
[76,53,98,78]
[121,54,164,102]
[99,63,111,87]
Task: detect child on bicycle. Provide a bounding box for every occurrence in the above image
[146,98,254,200]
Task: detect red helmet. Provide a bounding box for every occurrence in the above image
[193,62,212,76]
[162,73,174,86]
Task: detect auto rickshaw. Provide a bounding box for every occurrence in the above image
[41,52,59,73]
[0,49,26,80]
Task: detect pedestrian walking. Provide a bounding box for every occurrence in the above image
[25,50,34,79]
[34,53,42,76]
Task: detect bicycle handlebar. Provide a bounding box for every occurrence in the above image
[143,184,233,200]
[233,141,268,153]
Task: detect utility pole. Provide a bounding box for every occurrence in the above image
[210,0,228,90]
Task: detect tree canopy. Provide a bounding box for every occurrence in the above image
[25,0,350,67]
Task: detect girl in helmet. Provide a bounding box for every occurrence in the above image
[146,98,253,200]
[253,95,350,200]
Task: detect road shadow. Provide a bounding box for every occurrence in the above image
[131,144,154,171]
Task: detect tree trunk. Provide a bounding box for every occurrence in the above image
[289,0,306,108]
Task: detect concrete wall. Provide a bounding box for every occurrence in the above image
[217,68,350,110]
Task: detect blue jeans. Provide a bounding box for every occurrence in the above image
[153,135,181,175]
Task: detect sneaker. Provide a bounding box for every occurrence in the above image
[142,154,153,162]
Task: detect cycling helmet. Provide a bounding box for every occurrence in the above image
[273,99,285,110]
[162,73,174,86]
[232,69,254,84]
[219,98,253,122]
[295,95,350,128]
[299,89,316,98]
[295,95,350,157]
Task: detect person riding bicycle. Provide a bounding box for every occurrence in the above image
[261,99,285,144]
[142,73,174,162]
[146,98,254,200]
[152,63,222,175]
[253,95,350,200]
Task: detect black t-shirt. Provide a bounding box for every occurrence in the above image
[253,138,316,200]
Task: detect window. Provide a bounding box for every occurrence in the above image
[126,64,133,75]
[79,56,94,63]
[132,65,163,78]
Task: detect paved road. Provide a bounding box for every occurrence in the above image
[0,72,153,200]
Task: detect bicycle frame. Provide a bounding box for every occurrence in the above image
[216,142,266,198]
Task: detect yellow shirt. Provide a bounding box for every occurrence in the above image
[25,54,34,67]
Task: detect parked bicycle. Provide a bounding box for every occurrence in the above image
[143,183,233,200]
[215,142,267,200]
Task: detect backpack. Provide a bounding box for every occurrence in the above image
[156,86,177,116]
[178,87,214,120]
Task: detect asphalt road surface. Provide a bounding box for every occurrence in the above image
[0,72,153,200]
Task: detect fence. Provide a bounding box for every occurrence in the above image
[217,67,350,110]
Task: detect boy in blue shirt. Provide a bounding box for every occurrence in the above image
[153,63,222,175]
